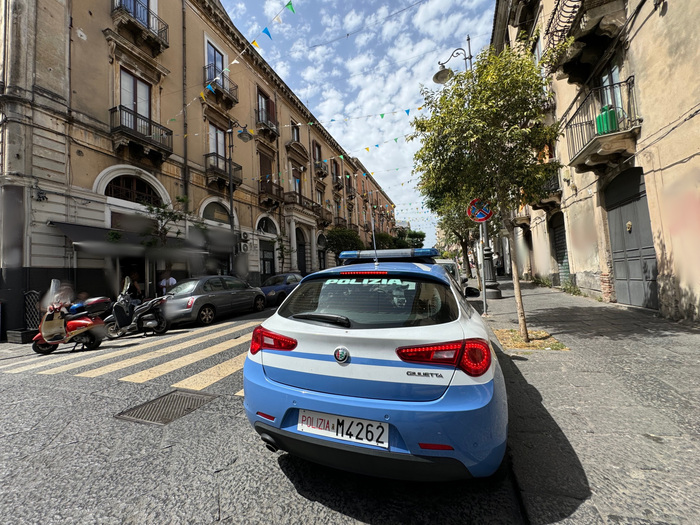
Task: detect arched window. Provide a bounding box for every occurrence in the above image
[257,217,277,235]
[203,202,230,224]
[105,175,162,206]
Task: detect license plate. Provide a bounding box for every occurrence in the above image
[297,409,389,449]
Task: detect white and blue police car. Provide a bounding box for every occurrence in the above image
[243,248,507,481]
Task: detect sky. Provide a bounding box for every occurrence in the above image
[221,0,496,247]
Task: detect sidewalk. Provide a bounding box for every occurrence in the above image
[482,279,700,524]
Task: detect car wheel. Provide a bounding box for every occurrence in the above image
[32,341,56,355]
[105,321,121,339]
[276,293,286,306]
[254,296,266,312]
[198,305,216,325]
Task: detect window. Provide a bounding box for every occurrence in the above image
[257,89,276,126]
[223,276,246,290]
[293,168,302,194]
[291,121,300,142]
[316,189,323,204]
[120,69,151,132]
[209,123,226,157]
[312,141,322,162]
[203,202,230,224]
[203,277,224,292]
[331,160,339,179]
[206,42,225,86]
[106,175,162,206]
[257,217,277,235]
[259,152,273,182]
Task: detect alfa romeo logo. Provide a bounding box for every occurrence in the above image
[334,347,350,364]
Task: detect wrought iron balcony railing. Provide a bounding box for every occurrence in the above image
[544,0,581,56]
[314,161,328,177]
[109,105,172,152]
[334,217,348,228]
[204,153,242,187]
[256,108,279,134]
[112,0,169,48]
[203,64,239,104]
[284,192,316,212]
[259,180,283,206]
[564,76,640,162]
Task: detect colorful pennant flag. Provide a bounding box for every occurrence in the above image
[286,1,295,14]
[252,40,260,48]
[199,91,206,102]
[262,27,272,39]
[206,84,216,94]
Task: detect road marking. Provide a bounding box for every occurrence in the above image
[235,389,244,397]
[75,321,259,378]
[119,333,253,383]
[31,326,233,375]
[170,352,248,391]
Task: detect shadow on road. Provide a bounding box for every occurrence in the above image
[276,346,591,524]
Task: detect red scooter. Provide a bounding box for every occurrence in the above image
[32,280,110,355]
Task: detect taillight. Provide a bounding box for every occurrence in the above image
[396,338,491,377]
[250,326,297,355]
[186,297,195,309]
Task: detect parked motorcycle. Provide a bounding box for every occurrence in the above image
[104,276,170,339]
[32,279,110,355]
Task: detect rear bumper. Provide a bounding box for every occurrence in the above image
[254,421,471,481]
[243,357,508,479]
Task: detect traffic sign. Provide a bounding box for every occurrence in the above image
[467,198,493,222]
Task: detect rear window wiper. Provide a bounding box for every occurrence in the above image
[291,313,351,328]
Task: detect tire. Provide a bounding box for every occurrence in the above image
[32,340,57,355]
[153,315,170,335]
[105,321,121,339]
[83,332,102,350]
[254,295,266,312]
[276,293,286,307]
[198,305,216,325]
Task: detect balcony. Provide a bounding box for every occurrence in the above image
[109,105,172,162]
[111,0,169,56]
[544,0,625,83]
[284,192,317,213]
[346,186,356,200]
[531,174,562,211]
[315,206,333,228]
[361,191,369,202]
[203,64,238,109]
[332,175,343,191]
[348,223,360,234]
[256,108,279,140]
[334,217,348,229]
[363,222,371,232]
[564,77,641,171]
[259,180,283,208]
[511,204,533,228]
[313,161,328,179]
[204,153,242,190]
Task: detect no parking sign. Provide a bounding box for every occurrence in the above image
[467,198,493,222]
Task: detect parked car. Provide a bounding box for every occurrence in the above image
[243,248,507,481]
[260,272,303,306]
[164,275,266,326]
[434,258,469,290]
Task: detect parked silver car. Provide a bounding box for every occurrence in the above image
[164,275,266,325]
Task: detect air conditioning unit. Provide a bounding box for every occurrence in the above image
[241,231,249,241]
[240,242,250,253]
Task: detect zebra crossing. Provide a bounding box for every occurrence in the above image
[1,319,260,395]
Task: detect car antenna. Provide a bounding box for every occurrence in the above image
[370,212,379,268]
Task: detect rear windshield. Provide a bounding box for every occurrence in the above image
[278,275,459,328]
[168,280,198,295]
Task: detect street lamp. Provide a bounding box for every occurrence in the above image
[227,119,252,274]
[432,35,473,84]
[433,36,502,305]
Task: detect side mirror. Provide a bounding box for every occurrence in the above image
[465,286,481,298]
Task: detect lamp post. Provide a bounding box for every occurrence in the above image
[433,37,501,307]
[227,119,253,274]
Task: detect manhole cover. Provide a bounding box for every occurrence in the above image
[115,390,217,426]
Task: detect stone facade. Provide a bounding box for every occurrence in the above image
[492,0,700,321]
[0,0,395,337]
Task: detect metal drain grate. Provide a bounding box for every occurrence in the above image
[115,390,217,425]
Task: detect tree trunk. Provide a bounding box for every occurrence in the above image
[506,226,530,342]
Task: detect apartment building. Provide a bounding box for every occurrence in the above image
[0,0,395,336]
[492,0,700,320]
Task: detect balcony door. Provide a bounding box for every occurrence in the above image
[207,42,225,86]
[120,69,151,135]
[208,124,227,172]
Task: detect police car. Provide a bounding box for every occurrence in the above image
[243,248,507,481]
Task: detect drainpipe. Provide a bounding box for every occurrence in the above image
[181,0,189,206]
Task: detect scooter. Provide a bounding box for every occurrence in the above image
[103,276,170,339]
[32,280,110,355]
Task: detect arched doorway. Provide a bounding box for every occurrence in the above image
[296,227,307,274]
[549,212,570,287]
[257,217,278,284]
[317,234,327,271]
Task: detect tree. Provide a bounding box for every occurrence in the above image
[372,232,395,249]
[406,230,426,248]
[325,227,364,264]
[411,40,562,341]
[435,199,480,284]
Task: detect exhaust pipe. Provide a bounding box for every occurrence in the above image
[260,433,279,453]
